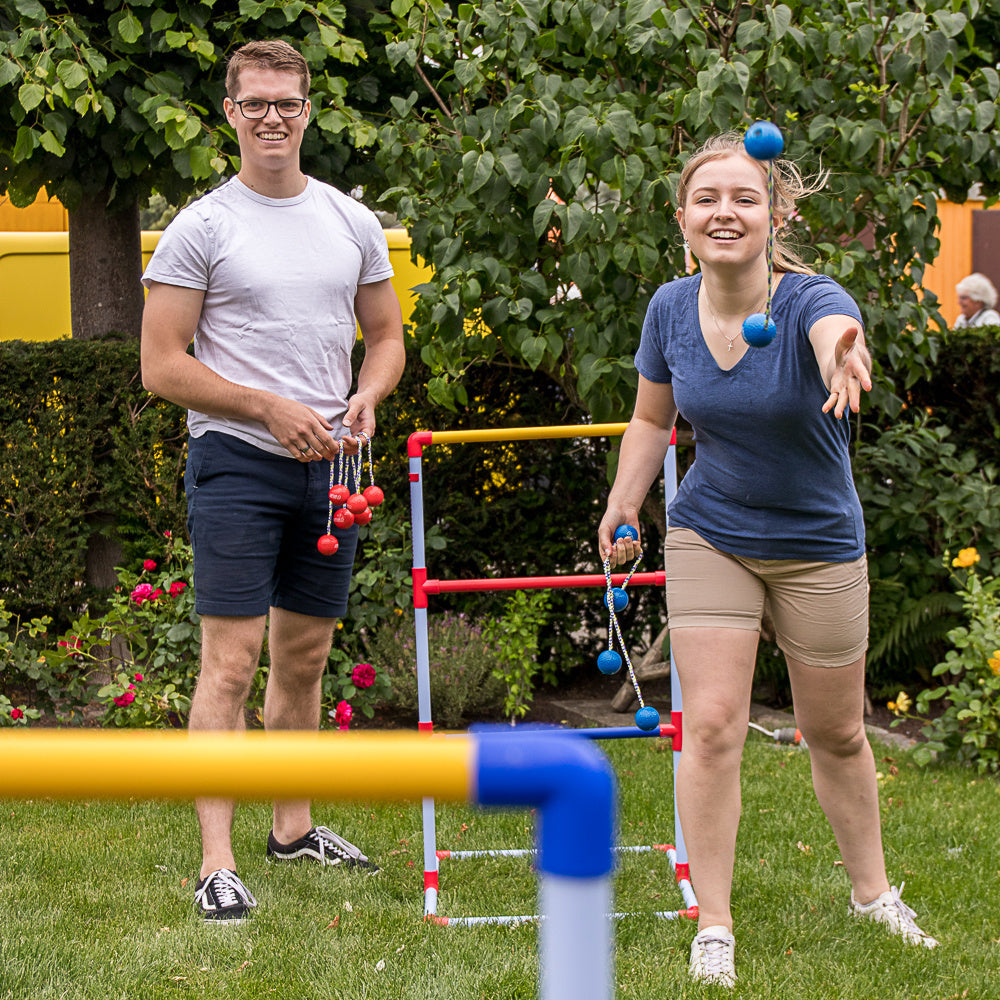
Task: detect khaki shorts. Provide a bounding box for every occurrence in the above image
[665,527,868,668]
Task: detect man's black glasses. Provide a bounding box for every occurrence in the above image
[234,99,307,119]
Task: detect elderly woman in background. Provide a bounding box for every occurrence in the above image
[954,273,1000,328]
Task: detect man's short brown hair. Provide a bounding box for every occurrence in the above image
[225,40,310,99]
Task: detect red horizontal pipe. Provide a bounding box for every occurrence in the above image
[422,571,665,595]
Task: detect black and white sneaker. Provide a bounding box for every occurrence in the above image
[193,868,257,925]
[266,825,378,872]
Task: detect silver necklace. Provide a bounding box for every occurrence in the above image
[702,286,764,352]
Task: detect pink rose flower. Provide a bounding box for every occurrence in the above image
[163,530,172,538]
[58,636,82,658]
[351,663,376,689]
[168,581,187,597]
[143,559,157,571]
[130,583,155,604]
[134,673,143,683]
[335,700,353,731]
[10,708,23,720]
[113,690,136,707]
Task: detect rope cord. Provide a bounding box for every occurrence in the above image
[603,554,646,709]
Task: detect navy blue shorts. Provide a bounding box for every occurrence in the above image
[184,432,359,618]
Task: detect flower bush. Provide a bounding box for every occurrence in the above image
[902,548,1000,772]
[0,693,40,727]
[322,656,392,722]
[47,532,202,727]
[365,611,507,729]
[0,601,56,725]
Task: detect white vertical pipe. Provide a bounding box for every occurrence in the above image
[538,874,613,1000]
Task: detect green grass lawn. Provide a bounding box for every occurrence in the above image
[1,733,997,999]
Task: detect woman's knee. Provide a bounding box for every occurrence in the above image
[799,718,868,758]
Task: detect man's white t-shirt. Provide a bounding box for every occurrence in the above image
[142,176,394,456]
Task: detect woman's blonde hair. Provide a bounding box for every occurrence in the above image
[676,132,824,276]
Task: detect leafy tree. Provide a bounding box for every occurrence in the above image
[374,0,1000,423]
[0,0,378,339]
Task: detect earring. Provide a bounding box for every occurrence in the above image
[683,236,690,253]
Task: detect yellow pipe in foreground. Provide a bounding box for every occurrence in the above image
[0,730,474,803]
[429,423,628,446]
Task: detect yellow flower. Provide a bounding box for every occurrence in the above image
[989,651,1000,676]
[888,691,912,716]
[952,547,981,568]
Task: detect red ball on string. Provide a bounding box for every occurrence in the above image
[333,507,355,529]
[346,493,369,515]
[329,484,350,504]
[362,485,384,507]
[316,534,339,555]
[354,507,373,526]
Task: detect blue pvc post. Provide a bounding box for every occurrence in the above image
[476,731,616,1000]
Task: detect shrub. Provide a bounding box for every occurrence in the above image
[484,590,551,723]
[0,339,187,631]
[853,417,999,693]
[48,531,202,727]
[907,548,1000,773]
[366,611,506,729]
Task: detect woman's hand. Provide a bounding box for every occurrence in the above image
[598,507,643,567]
[821,325,872,419]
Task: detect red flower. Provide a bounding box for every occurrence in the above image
[351,663,376,689]
[168,581,187,597]
[58,636,82,658]
[334,700,353,731]
[113,690,136,707]
[143,559,157,571]
[10,708,23,720]
[163,530,172,538]
[130,583,155,604]
[134,673,144,683]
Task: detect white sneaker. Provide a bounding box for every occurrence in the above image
[850,883,938,948]
[689,925,737,988]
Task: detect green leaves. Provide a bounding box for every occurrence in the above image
[17,81,44,111]
[0,0,371,211]
[375,0,1000,426]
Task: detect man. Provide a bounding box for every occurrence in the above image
[141,39,405,924]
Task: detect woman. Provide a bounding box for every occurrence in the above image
[597,134,937,988]
[954,272,1000,328]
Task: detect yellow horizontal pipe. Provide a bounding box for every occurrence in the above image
[0,731,474,803]
[430,423,628,446]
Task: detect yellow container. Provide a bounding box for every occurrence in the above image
[0,227,428,342]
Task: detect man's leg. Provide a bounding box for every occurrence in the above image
[190,613,267,878]
[263,607,336,842]
[262,607,377,871]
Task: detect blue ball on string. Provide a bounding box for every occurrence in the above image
[744,121,784,161]
[604,587,629,612]
[742,312,777,348]
[614,524,639,543]
[635,706,660,731]
[597,649,623,675]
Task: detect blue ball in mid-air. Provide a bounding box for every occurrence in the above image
[744,121,784,161]
[635,706,660,731]
[742,312,777,348]
[597,649,623,675]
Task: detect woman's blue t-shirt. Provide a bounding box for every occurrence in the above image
[634,272,865,562]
